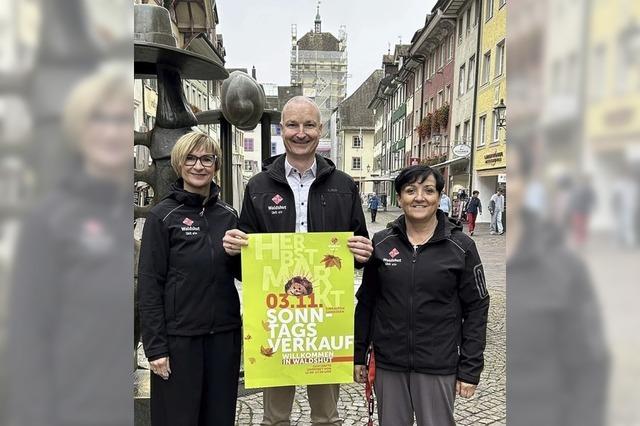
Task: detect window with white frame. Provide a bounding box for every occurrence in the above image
[454,124,461,144]
[468,55,476,90]
[486,0,494,20]
[438,90,444,108]
[458,64,466,96]
[352,157,362,170]
[446,85,452,103]
[440,41,446,66]
[492,111,500,142]
[482,50,491,84]
[449,34,454,58]
[474,0,480,25]
[495,40,505,77]
[466,7,471,34]
[430,98,435,112]
[458,15,464,42]
[478,115,487,146]
[352,135,363,148]
[431,52,436,75]
[463,120,470,144]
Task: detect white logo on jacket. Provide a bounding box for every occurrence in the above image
[382,248,402,266]
[180,217,200,235]
[268,194,287,215]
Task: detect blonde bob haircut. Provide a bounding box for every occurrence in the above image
[170,131,221,175]
[63,66,131,144]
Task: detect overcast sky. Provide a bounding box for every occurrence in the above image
[217,0,436,96]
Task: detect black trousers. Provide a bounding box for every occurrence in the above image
[371,209,378,222]
[150,329,241,426]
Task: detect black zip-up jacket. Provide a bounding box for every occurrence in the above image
[354,211,490,384]
[138,180,241,361]
[8,173,133,425]
[239,154,368,254]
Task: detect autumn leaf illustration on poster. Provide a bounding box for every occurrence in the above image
[241,232,355,388]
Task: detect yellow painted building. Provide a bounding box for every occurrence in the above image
[473,0,507,219]
[585,0,640,154]
[584,0,640,230]
[342,129,375,194]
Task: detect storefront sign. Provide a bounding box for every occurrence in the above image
[452,144,471,157]
[484,150,504,166]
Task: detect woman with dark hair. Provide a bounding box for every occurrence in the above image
[354,165,490,426]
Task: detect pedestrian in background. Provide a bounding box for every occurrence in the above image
[466,190,482,236]
[490,189,505,235]
[369,193,381,222]
[222,96,373,426]
[354,165,489,426]
[139,132,242,426]
[568,176,595,246]
[439,191,452,217]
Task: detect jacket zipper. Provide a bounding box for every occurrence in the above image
[410,244,417,370]
[320,194,327,230]
[200,205,217,333]
[304,167,331,231]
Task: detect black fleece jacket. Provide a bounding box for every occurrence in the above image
[354,210,490,385]
[138,180,241,361]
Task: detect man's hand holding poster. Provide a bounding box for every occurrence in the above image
[241,232,355,388]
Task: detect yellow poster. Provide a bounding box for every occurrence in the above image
[241,232,355,389]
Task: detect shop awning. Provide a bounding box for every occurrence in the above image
[431,156,469,168]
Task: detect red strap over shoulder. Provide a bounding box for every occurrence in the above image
[365,346,376,425]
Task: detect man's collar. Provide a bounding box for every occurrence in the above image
[285,156,317,177]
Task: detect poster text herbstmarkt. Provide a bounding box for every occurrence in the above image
[242,232,354,389]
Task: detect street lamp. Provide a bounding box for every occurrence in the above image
[366,164,371,173]
[494,99,506,128]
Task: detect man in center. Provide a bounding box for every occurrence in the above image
[223,96,373,425]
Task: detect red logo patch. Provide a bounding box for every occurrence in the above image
[183,217,194,226]
[272,194,283,205]
[389,248,400,258]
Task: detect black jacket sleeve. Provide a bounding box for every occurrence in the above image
[7,212,59,424]
[457,241,490,385]
[238,183,261,234]
[354,250,380,365]
[349,181,370,269]
[138,212,170,361]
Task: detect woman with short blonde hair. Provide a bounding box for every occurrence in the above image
[139,131,241,425]
[170,132,221,176]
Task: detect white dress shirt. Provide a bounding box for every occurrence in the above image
[284,157,317,232]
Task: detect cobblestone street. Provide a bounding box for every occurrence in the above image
[235,208,506,425]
